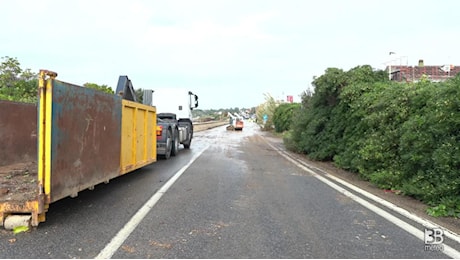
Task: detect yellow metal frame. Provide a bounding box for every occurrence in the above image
[120,100,157,174]
[0,70,57,227]
[37,69,57,224]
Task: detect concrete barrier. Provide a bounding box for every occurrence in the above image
[194,120,228,132]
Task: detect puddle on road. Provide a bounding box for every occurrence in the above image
[193,122,264,173]
[195,121,259,140]
[194,122,261,152]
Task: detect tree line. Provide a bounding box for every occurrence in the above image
[0,56,113,103]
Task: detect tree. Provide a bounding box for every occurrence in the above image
[0,56,22,88]
[83,83,114,94]
[135,88,144,103]
[0,57,38,103]
[256,93,277,130]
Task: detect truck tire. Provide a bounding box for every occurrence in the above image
[183,131,192,149]
[171,129,179,156]
[163,129,172,159]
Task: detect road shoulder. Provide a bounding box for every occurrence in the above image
[262,131,460,235]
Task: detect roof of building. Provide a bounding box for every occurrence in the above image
[386,65,460,82]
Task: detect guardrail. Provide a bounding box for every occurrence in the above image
[193,120,228,132]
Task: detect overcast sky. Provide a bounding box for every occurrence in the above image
[2,0,459,109]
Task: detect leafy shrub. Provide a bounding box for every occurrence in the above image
[285,65,460,217]
[273,103,300,133]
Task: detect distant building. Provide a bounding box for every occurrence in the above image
[386,59,460,82]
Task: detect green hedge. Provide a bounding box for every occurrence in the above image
[273,103,300,133]
[285,65,460,217]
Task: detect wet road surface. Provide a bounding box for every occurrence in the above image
[0,122,458,258]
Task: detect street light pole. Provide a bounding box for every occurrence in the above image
[388,51,396,80]
[389,63,392,80]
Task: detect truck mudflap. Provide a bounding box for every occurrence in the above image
[0,70,157,228]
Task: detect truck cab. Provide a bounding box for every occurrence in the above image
[143,89,198,159]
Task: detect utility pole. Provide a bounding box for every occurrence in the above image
[388,51,396,80]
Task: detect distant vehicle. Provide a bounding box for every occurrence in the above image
[235,119,244,130]
[226,112,244,131]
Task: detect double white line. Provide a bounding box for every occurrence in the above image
[264,139,460,259]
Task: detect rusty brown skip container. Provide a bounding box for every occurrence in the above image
[0,71,157,227]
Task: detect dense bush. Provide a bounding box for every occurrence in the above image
[273,103,300,133]
[289,66,387,161]
[285,65,460,217]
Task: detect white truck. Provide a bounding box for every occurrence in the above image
[143,88,199,159]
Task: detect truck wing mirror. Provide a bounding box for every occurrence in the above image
[188,92,199,110]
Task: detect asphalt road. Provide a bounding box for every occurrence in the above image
[0,122,458,258]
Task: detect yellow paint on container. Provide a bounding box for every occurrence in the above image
[37,70,57,224]
[120,100,157,174]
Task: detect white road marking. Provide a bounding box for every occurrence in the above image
[264,140,460,259]
[309,163,460,244]
[95,145,209,259]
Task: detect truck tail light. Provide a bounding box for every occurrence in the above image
[156,125,163,136]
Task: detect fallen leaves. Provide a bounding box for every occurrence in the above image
[121,245,135,253]
[150,240,172,249]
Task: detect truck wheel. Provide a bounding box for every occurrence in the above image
[171,130,179,156]
[183,132,192,149]
[163,129,172,159]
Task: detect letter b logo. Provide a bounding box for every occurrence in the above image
[425,228,444,244]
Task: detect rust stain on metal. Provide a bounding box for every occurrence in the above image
[49,80,122,203]
[0,100,37,167]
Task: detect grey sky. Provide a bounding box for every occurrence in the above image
[2,0,459,109]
